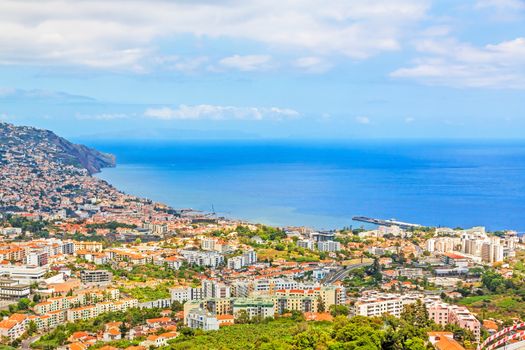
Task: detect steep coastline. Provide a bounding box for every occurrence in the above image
[0,122,115,174]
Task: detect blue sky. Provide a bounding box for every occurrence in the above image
[0,0,524,139]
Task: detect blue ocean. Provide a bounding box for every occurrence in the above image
[86,140,525,232]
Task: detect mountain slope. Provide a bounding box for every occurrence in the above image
[0,122,115,174]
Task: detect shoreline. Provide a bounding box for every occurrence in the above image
[90,140,525,233]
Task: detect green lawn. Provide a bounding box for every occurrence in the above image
[458,294,525,320]
[457,295,494,305]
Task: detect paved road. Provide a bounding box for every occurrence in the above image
[323,262,372,284]
[21,334,40,350]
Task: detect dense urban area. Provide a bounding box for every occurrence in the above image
[1,122,525,350]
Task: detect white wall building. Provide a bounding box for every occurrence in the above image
[186,308,219,331]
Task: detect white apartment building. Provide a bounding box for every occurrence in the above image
[481,242,504,263]
[227,250,257,270]
[317,241,341,252]
[202,280,231,299]
[186,308,219,331]
[297,239,315,250]
[352,293,417,318]
[233,298,275,319]
[170,286,204,303]
[180,250,224,268]
[0,265,48,283]
[201,238,216,251]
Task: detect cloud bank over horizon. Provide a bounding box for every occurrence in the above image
[0,0,524,139]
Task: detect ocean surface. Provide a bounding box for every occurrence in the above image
[86,140,525,232]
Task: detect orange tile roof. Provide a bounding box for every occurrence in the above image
[435,337,465,350]
[428,332,465,350]
[105,321,122,327]
[68,342,88,350]
[9,313,28,322]
[0,320,17,330]
[217,314,235,320]
[160,331,178,339]
[70,331,90,340]
[443,252,466,260]
[483,320,498,331]
[304,312,334,322]
[107,328,121,336]
[146,317,171,324]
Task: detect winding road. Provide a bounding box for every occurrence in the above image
[323,261,373,284]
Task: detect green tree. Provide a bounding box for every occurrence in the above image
[119,322,128,338]
[17,298,31,310]
[27,320,38,335]
[329,304,349,317]
[404,337,427,350]
[400,300,431,330]
[235,310,250,324]
[317,296,326,313]
[292,327,331,350]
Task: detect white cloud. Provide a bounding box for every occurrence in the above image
[219,55,272,71]
[475,0,525,10]
[391,37,525,88]
[355,116,370,124]
[294,56,332,73]
[474,0,525,21]
[156,56,209,72]
[0,0,430,70]
[144,105,299,121]
[404,117,415,123]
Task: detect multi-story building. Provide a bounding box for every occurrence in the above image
[25,251,49,266]
[227,250,257,270]
[205,298,233,316]
[441,253,469,267]
[66,298,138,322]
[310,231,336,242]
[273,295,317,314]
[201,238,217,251]
[352,293,416,318]
[231,281,253,297]
[0,279,30,300]
[481,243,504,263]
[317,241,341,252]
[275,286,346,309]
[163,255,182,270]
[297,239,315,250]
[427,302,481,342]
[170,286,204,303]
[431,237,461,253]
[0,314,28,341]
[202,280,231,299]
[80,270,113,285]
[73,241,103,252]
[0,265,47,283]
[34,289,121,315]
[186,308,219,331]
[397,268,424,279]
[61,241,75,255]
[179,250,224,268]
[233,298,275,319]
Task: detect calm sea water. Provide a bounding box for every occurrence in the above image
[87,140,525,232]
